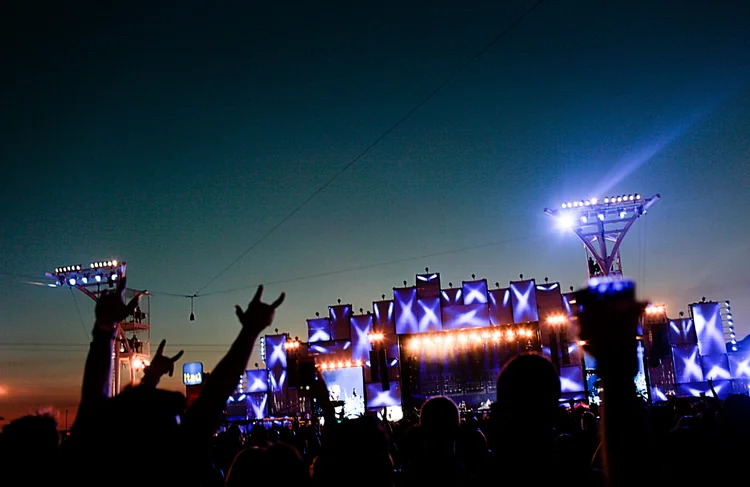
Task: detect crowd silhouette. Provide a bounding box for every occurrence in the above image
[1,276,748,487]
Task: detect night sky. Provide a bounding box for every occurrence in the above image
[2,1,749,423]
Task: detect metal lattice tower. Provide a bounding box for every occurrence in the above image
[544,193,660,279]
[46,260,151,396]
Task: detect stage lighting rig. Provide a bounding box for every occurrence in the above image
[544,193,660,278]
[47,260,125,288]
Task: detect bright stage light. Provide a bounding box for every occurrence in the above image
[558,214,574,229]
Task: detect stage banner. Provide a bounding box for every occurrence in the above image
[462,279,488,305]
[440,287,463,307]
[350,314,374,363]
[329,304,353,341]
[692,302,726,356]
[373,300,395,334]
[510,280,539,324]
[441,303,490,331]
[668,318,697,346]
[394,287,419,335]
[489,288,513,326]
[307,317,332,343]
[417,297,442,333]
[673,344,703,383]
[416,273,441,299]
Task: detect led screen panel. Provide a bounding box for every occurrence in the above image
[394,287,419,334]
[489,288,513,326]
[668,318,697,346]
[329,304,353,341]
[417,297,442,333]
[728,352,750,379]
[366,381,402,409]
[226,393,248,419]
[440,288,463,307]
[692,302,726,356]
[672,344,703,383]
[269,368,288,393]
[321,367,365,419]
[264,334,288,370]
[373,300,394,328]
[650,385,669,402]
[560,365,585,393]
[245,369,269,393]
[510,280,539,324]
[308,340,353,363]
[701,353,731,381]
[350,314,373,363]
[462,279,488,305]
[416,273,441,299]
[441,303,490,331]
[247,392,268,420]
[307,318,332,343]
[535,283,563,310]
[676,380,731,399]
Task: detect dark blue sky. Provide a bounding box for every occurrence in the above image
[2,1,749,420]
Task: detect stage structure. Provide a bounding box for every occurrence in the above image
[544,193,660,278]
[46,260,151,396]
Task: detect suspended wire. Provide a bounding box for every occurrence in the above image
[193,0,548,296]
[199,234,544,297]
[69,287,90,341]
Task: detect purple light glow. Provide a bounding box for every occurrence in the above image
[350,314,373,362]
[462,280,488,305]
[246,369,269,393]
[701,353,731,380]
[510,280,539,324]
[248,393,268,420]
[668,318,697,346]
[417,297,442,333]
[269,368,287,393]
[264,335,288,370]
[307,317,332,343]
[441,303,490,331]
[489,288,513,326]
[366,381,402,409]
[373,300,394,326]
[673,344,703,383]
[729,352,750,379]
[559,365,584,393]
[693,302,726,356]
[329,304,353,341]
[440,288,463,307]
[394,287,419,334]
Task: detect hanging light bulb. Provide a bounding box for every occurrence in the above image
[189,296,195,321]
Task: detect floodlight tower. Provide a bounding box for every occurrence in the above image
[544,193,660,279]
[46,260,151,396]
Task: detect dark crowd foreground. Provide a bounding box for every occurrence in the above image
[1,277,748,487]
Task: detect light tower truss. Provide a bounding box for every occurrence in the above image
[45,260,151,396]
[544,193,660,279]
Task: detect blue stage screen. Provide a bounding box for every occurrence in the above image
[417,297,442,333]
[489,288,513,326]
[350,314,373,363]
[264,334,288,370]
[560,365,585,393]
[440,288,463,307]
[246,369,269,393]
[729,352,750,379]
[693,302,726,356]
[307,317,332,343]
[322,367,365,419]
[510,280,539,323]
[394,287,419,334]
[366,381,402,409]
[462,280,488,305]
[248,392,268,420]
[673,344,703,383]
[441,303,490,331]
[701,353,731,380]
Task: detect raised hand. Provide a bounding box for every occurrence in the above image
[234,285,285,336]
[94,276,143,334]
[148,339,184,377]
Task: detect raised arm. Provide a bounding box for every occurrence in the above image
[140,339,184,388]
[183,285,284,439]
[72,277,141,435]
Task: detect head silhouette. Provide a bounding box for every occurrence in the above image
[493,353,561,437]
